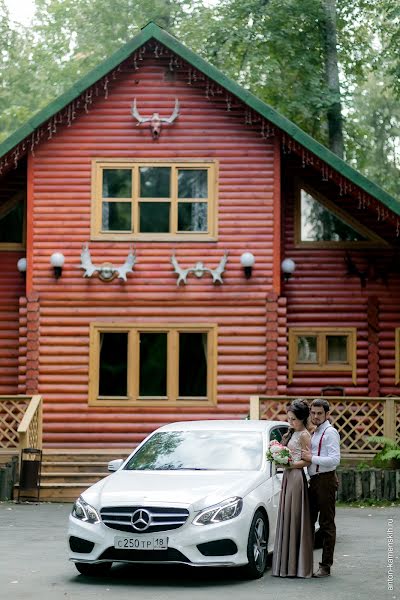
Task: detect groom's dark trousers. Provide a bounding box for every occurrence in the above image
[309,470,337,567]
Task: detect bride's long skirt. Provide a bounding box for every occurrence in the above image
[272,468,313,578]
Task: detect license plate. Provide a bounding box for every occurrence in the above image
[114,536,168,550]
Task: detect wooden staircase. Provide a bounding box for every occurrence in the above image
[16,449,131,502]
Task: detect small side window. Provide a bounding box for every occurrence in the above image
[0,194,25,250]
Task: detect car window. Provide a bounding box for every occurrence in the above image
[124,430,264,471]
[269,427,289,443]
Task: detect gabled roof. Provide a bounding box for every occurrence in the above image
[1,21,399,217]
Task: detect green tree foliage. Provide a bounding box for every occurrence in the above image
[0,1,36,137]
[0,0,399,198]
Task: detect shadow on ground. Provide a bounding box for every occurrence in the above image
[69,555,274,588]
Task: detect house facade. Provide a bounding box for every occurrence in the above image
[1,23,400,449]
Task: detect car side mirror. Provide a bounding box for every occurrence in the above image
[108,459,124,472]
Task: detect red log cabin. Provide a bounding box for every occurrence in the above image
[1,23,400,455]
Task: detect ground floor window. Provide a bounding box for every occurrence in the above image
[89,323,217,406]
[288,327,356,383]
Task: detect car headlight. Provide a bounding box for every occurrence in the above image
[71,497,100,524]
[192,497,243,526]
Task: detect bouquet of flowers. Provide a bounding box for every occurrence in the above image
[266,440,293,466]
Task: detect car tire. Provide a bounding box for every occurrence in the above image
[75,562,112,577]
[243,509,269,579]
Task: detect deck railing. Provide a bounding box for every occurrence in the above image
[249,395,400,456]
[0,395,43,453]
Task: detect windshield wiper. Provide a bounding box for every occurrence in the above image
[172,467,210,470]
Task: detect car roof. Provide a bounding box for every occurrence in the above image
[155,419,288,433]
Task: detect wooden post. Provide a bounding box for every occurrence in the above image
[384,397,396,440]
[249,396,260,420]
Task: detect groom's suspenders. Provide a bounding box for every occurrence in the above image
[316,426,332,473]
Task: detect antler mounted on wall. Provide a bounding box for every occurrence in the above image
[171,251,229,286]
[131,98,180,139]
[79,244,136,282]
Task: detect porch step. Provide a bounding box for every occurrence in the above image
[41,471,108,484]
[37,483,97,502]
[42,461,110,473]
[14,450,130,503]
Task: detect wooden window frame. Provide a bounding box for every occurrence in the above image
[91,159,218,241]
[0,192,26,251]
[396,328,400,384]
[294,180,388,248]
[89,322,217,406]
[288,327,357,384]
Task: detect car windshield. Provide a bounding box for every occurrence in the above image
[124,430,264,471]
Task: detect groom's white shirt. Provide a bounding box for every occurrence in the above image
[308,420,340,476]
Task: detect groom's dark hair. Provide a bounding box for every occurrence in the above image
[311,398,330,413]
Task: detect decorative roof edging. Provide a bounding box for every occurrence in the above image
[0,21,399,221]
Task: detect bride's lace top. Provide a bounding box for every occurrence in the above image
[287,430,310,462]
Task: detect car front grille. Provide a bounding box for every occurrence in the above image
[100,506,190,534]
[99,547,190,563]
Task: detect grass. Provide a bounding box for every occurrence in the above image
[336,499,400,508]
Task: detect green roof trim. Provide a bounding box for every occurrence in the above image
[1,21,399,217]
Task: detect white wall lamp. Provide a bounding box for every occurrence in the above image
[50,252,65,279]
[281,257,296,281]
[17,257,27,276]
[240,252,255,279]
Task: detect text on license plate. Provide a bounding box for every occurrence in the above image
[114,536,168,550]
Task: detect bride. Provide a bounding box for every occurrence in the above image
[272,399,313,578]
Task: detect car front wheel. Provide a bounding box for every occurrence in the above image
[243,509,268,579]
[75,562,112,577]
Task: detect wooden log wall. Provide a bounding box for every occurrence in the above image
[26,57,279,447]
[0,252,25,394]
[282,158,400,397]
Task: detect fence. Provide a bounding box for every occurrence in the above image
[249,395,400,457]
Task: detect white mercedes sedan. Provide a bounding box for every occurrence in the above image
[68,419,289,579]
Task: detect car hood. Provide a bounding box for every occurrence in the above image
[82,470,265,510]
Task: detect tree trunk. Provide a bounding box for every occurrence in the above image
[323,0,344,158]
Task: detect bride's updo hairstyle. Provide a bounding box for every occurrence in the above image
[288,398,310,427]
[282,398,310,445]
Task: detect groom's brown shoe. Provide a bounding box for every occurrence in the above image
[313,566,330,578]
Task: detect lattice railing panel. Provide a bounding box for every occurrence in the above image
[260,399,288,423]
[329,400,385,452]
[259,396,392,455]
[396,401,400,445]
[0,397,29,449]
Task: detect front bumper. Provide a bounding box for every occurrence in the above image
[68,502,255,567]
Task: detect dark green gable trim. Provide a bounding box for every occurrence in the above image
[1,22,399,216]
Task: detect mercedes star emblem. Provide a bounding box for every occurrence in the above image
[131,509,151,531]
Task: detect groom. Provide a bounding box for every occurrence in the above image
[301,398,340,578]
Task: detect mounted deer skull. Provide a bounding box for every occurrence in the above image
[131,98,180,139]
[79,244,136,282]
[171,251,229,286]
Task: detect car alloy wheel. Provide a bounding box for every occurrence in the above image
[244,509,268,579]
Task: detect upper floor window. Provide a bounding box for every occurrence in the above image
[91,160,217,241]
[0,193,25,250]
[295,183,387,247]
[89,323,217,406]
[288,327,357,383]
